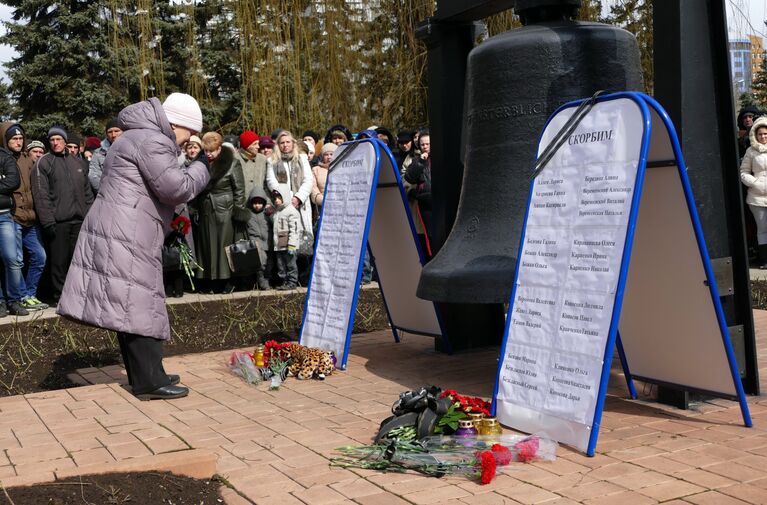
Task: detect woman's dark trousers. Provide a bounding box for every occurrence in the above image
[116,332,171,394]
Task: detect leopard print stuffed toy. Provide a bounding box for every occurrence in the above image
[283,343,335,380]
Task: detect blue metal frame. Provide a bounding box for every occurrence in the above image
[491,91,751,457]
[641,94,752,428]
[585,93,651,456]
[374,143,450,349]
[616,332,638,400]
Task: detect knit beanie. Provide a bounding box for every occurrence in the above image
[4,124,23,144]
[67,133,82,147]
[302,130,319,144]
[162,93,203,133]
[105,117,122,132]
[240,130,259,150]
[26,140,45,152]
[85,136,102,151]
[320,143,338,155]
[259,136,275,149]
[188,135,202,148]
[47,125,68,142]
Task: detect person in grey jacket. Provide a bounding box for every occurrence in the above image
[247,185,273,290]
[88,118,124,193]
[57,93,209,400]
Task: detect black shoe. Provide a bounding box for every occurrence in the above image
[168,374,180,385]
[135,385,188,401]
[7,301,29,316]
[0,304,7,318]
[276,284,296,291]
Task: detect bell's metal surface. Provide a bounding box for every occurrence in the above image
[417,0,644,304]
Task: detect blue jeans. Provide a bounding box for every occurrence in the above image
[18,222,46,298]
[0,213,24,302]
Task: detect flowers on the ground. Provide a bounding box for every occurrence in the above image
[262,340,289,367]
[434,402,467,434]
[332,434,556,486]
[491,443,513,465]
[477,450,497,484]
[228,351,262,385]
[440,389,491,417]
[514,435,540,463]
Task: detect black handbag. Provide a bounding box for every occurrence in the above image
[225,239,261,275]
[162,244,181,272]
[297,212,314,256]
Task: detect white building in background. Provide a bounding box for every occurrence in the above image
[730,37,753,95]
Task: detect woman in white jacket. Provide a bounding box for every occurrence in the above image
[265,130,315,284]
[740,116,767,268]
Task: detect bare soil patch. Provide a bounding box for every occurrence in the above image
[0,471,223,505]
[0,289,388,397]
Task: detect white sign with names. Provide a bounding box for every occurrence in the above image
[496,98,644,449]
[300,142,376,362]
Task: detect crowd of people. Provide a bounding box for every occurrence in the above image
[0,105,434,318]
[739,105,767,269]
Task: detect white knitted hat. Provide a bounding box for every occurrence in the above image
[162,93,203,133]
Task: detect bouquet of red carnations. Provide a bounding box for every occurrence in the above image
[332,434,556,485]
[168,215,202,289]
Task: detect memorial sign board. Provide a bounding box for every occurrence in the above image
[300,139,444,368]
[492,92,752,455]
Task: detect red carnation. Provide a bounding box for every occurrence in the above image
[171,215,191,235]
[477,450,497,484]
[491,444,513,465]
[514,437,540,463]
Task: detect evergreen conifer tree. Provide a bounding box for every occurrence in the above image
[606,0,653,93]
[0,0,128,138]
[738,91,758,110]
[752,58,767,110]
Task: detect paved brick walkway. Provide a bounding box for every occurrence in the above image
[2,312,767,504]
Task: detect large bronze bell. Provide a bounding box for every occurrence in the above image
[417,0,644,304]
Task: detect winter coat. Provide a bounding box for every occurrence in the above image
[0,122,36,225]
[0,148,20,215]
[88,139,110,193]
[323,124,353,144]
[190,145,249,280]
[56,98,210,340]
[266,152,314,236]
[235,149,268,198]
[310,164,328,207]
[405,155,432,210]
[740,117,767,207]
[246,186,271,267]
[271,202,300,251]
[31,149,93,228]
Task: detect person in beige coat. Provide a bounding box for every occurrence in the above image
[309,142,337,208]
[741,116,767,268]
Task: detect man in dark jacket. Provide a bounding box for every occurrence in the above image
[31,125,94,304]
[738,105,762,158]
[0,144,21,317]
[1,122,47,314]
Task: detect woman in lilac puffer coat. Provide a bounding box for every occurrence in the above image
[58,93,209,400]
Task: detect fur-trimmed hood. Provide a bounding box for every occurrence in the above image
[749,116,767,153]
